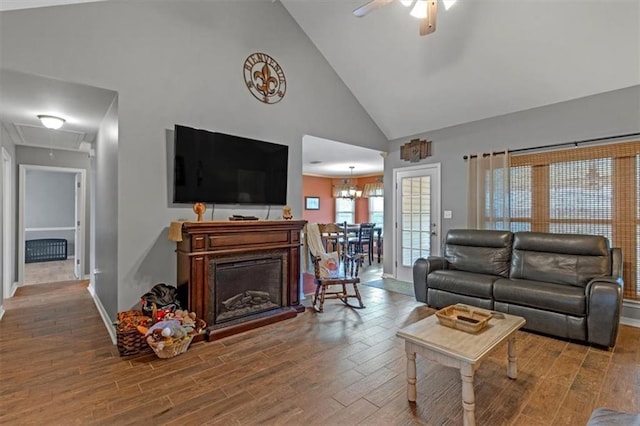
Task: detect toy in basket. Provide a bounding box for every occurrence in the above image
[137,310,206,359]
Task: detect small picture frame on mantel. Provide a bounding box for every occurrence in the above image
[305,197,320,210]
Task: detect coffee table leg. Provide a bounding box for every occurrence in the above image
[507,336,517,379]
[406,345,417,402]
[461,364,476,426]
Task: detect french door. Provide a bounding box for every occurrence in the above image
[394,164,441,282]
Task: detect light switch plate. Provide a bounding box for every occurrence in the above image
[443,210,452,219]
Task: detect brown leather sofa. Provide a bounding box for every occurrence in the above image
[413,229,624,347]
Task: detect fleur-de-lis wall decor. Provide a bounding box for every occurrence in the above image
[243,52,287,104]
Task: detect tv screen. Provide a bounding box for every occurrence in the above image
[173,125,288,205]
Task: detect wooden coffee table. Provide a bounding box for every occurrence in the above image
[396,308,526,426]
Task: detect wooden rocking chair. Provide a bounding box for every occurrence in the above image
[309,222,365,313]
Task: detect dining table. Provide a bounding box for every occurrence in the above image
[324,223,382,263]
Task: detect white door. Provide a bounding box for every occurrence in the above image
[74,173,82,279]
[394,164,441,282]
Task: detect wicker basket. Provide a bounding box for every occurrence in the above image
[115,310,153,356]
[146,335,194,359]
[145,318,206,359]
[117,328,152,356]
[435,304,492,334]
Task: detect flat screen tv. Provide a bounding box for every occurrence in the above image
[173,125,288,205]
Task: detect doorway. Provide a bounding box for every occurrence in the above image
[18,165,86,286]
[393,163,441,282]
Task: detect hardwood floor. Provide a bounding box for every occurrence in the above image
[1,280,638,425]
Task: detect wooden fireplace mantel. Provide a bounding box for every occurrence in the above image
[175,220,307,340]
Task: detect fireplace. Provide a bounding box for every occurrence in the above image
[208,251,287,327]
[175,220,306,341]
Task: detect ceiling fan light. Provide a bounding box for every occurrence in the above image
[37,114,65,130]
[409,0,428,19]
[443,0,456,11]
[399,0,414,7]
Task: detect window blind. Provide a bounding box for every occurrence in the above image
[510,141,640,300]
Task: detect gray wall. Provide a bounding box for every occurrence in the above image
[382,85,640,274]
[25,170,75,228]
[16,146,92,272]
[0,123,17,310]
[0,1,388,312]
[93,97,118,317]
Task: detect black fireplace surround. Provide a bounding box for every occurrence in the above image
[207,251,288,328]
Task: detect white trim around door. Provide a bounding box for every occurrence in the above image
[393,163,441,282]
[2,147,14,299]
[18,165,86,286]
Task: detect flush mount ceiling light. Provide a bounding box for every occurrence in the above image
[353,0,457,36]
[37,114,66,130]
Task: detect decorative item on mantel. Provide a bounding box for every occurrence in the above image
[282,205,293,220]
[401,138,432,162]
[193,202,206,222]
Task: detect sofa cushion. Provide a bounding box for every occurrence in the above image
[428,270,498,299]
[444,229,513,277]
[494,278,586,316]
[510,232,610,287]
[428,289,494,310]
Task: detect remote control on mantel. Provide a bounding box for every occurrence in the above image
[228,215,259,221]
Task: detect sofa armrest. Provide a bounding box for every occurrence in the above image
[610,247,623,280]
[413,256,448,303]
[586,276,624,347]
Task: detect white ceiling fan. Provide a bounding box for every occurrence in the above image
[353,0,457,36]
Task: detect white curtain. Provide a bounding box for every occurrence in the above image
[467,151,511,230]
[332,184,351,198]
[363,182,384,197]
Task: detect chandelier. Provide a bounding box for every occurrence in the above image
[337,166,363,199]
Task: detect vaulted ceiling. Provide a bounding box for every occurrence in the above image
[281,0,639,140]
[1,0,638,174]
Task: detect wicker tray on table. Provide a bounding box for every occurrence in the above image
[435,304,493,334]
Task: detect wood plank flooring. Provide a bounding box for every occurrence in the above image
[1,280,638,425]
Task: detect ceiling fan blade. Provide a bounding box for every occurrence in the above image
[419,0,437,35]
[353,0,395,18]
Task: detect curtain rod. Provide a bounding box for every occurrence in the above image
[462,132,640,160]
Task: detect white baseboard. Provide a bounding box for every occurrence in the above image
[620,317,640,328]
[381,272,395,279]
[87,284,116,345]
[0,305,4,320]
[10,281,18,297]
[621,299,640,328]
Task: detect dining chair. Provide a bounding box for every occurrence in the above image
[350,223,376,265]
